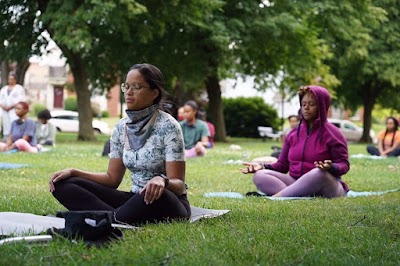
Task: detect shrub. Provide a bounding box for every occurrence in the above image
[64,97,78,111]
[101,111,110,118]
[32,103,47,117]
[223,97,279,138]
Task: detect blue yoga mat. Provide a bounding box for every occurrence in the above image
[204,192,245,199]
[0,162,29,169]
[2,149,18,154]
[204,189,399,200]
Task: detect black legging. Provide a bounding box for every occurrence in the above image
[52,177,191,225]
[367,145,400,157]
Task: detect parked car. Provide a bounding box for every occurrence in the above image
[49,110,111,135]
[328,118,376,143]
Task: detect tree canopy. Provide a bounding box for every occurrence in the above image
[1,0,218,140]
[306,0,399,142]
[1,0,397,142]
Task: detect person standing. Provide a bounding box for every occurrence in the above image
[0,73,26,139]
[242,86,350,198]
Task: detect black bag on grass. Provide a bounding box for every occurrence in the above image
[48,210,123,246]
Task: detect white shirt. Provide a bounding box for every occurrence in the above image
[0,84,26,110]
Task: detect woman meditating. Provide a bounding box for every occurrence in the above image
[0,101,38,153]
[366,116,400,157]
[179,100,210,158]
[49,64,190,225]
[241,86,350,198]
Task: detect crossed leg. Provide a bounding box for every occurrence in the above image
[253,168,346,198]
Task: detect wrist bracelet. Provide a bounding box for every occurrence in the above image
[160,174,169,188]
[259,163,265,169]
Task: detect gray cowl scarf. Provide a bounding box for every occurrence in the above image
[125,104,158,151]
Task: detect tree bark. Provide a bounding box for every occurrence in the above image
[206,74,227,142]
[360,82,377,143]
[15,59,30,86]
[38,0,95,141]
[68,52,96,141]
[1,60,9,87]
[172,79,184,107]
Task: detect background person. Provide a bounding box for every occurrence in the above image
[49,63,190,225]
[180,100,210,158]
[242,86,350,198]
[271,114,300,158]
[0,101,38,153]
[36,109,56,147]
[0,73,27,139]
[281,114,300,143]
[366,116,400,157]
[177,106,185,121]
[198,109,215,148]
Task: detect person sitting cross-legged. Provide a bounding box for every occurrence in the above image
[0,101,38,153]
[366,116,400,157]
[36,109,56,147]
[241,86,350,198]
[179,100,210,158]
[49,63,190,226]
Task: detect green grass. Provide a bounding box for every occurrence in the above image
[0,134,399,265]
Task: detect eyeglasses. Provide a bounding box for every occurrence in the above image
[120,82,149,93]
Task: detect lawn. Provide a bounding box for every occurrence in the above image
[0,133,399,265]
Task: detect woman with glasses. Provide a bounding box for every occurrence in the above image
[49,64,190,225]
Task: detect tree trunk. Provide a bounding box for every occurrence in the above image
[206,74,227,142]
[15,59,30,86]
[1,60,9,87]
[38,1,95,141]
[360,83,376,143]
[43,34,95,140]
[68,52,96,141]
[172,79,184,107]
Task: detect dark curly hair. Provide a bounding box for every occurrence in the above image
[382,116,399,151]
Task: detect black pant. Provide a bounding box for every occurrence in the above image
[367,145,400,157]
[52,177,191,225]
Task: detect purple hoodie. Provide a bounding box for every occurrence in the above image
[268,86,350,186]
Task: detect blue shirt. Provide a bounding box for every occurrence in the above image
[10,118,37,146]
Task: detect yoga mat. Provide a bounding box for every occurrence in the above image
[0,235,53,246]
[346,189,400,197]
[0,162,29,169]
[2,149,18,154]
[189,206,231,223]
[203,191,313,200]
[350,154,384,159]
[204,192,245,199]
[0,212,65,236]
[0,206,231,237]
[204,189,400,200]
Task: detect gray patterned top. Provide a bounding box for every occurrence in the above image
[109,110,185,193]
